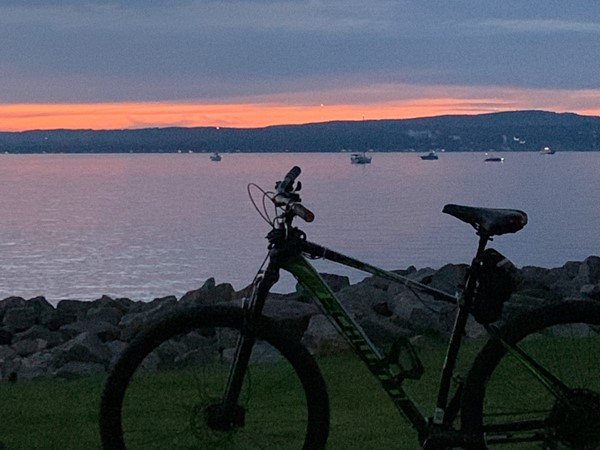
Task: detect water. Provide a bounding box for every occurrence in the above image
[0,152,598,303]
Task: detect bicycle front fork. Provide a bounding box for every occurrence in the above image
[220,252,282,424]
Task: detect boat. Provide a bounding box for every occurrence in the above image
[540,146,555,155]
[484,152,504,162]
[420,150,439,161]
[210,152,222,161]
[350,152,372,164]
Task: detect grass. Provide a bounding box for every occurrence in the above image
[0,375,104,450]
[0,336,454,450]
[1,333,598,449]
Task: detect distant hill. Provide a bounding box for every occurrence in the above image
[1,110,599,153]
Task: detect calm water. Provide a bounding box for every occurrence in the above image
[0,152,598,303]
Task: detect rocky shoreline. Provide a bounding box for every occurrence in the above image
[1,256,599,380]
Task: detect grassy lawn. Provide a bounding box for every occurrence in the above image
[0,356,431,450]
[0,337,452,450]
[1,332,598,449]
[0,375,104,450]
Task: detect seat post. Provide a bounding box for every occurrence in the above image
[475,230,491,258]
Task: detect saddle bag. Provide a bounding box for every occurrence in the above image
[472,248,518,324]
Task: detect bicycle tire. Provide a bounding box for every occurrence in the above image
[99,304,330,450]
[461,300,600,449]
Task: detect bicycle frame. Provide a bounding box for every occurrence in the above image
[287,238,582,448]
[224,226,478,440]
[227,231,581,445]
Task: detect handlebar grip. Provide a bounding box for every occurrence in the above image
[292,203,315,223]
[277,166,301,193]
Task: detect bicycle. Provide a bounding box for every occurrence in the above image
[99,166,600,449]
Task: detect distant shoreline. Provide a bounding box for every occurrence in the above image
[1,110,599,154]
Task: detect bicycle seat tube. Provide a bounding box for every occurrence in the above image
[434,232,490,426]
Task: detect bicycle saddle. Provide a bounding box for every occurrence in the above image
[442,204,528,236]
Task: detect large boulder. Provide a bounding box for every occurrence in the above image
[52,332,112,369]
[59,319,121,342]
[179,281,235,307]
[3,307,37,332]
[0,297,27,322]
[302,314,346,355]
[262,299,320,340]
[119,296,178,341]
[13,325,64,348]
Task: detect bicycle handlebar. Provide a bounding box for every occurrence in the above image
[274,166,315,223]
[277,166,301,194]
[292,202,315,222]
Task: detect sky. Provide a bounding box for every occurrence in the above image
[1,0,600,131]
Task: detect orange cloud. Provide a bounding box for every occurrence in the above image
[1,85,599,131]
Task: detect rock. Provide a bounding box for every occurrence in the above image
[580,256,600,283]
[52,332,112,368]
[390,290,429,320]
[0,296,27,321]
[3,307,37,332]
[129,295,178,314]
[201,277,216,290]
[85,305,124,325]
[262,300,320,340]
[12,338,47,356]
[302,314,346,355]
[419,263,469,292]
[0,328,13,345]
[27,296,55,324]
[296,273,350,295]
[13,325,64,348]
[106,340,128,363]
[56,299,92,321]
[373,301,394,317]
[0,345,17,362]
[503,293,552,320]
[1,257,599,378]
[580,284,600,300]
[89,295,136,313]
[336,280,395,320]
[119,296,178,341]
[15,351,55,379]
[360,316,412,351]
[46,300,89,330]
[179,283,235,307]
[60,319,121,342]
[464,316,487,339]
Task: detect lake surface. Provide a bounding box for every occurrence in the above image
[0,152,598,303]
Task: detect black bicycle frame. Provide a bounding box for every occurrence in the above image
[222,227,572,445]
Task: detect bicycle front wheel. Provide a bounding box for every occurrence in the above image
[462,300,600,449]
[100,304,330,450]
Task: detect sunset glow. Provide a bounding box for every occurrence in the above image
[2,86,600,132]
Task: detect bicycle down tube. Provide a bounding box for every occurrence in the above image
[282,239,456,435]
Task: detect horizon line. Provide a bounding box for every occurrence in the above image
[1,105,599,134]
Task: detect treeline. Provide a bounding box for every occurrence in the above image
[1,110,599,154]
